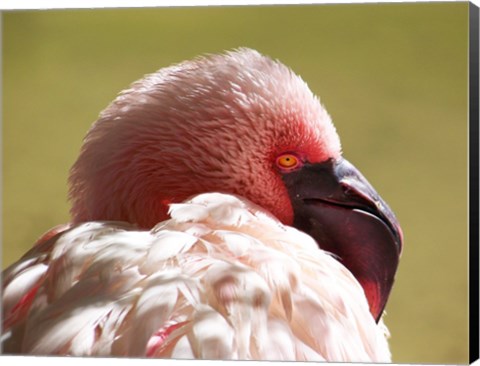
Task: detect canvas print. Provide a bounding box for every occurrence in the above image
[1,2,471,364]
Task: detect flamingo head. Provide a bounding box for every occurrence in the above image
[69,48,403,321]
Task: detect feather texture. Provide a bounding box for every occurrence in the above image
[2,193,390,361]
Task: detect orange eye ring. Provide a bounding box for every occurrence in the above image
[276,153,301,170]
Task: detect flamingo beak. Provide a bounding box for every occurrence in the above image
[282,158,403,322]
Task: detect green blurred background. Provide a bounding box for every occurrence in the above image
[2,3,469,364]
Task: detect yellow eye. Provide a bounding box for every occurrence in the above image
[276,154,301,170]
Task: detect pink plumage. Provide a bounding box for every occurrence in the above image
[68,49,341,228]
[1,49,402,361]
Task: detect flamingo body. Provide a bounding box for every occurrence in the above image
[3,193,390,361]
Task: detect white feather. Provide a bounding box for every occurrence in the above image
[2,263,47,315]
[2,193,391,361]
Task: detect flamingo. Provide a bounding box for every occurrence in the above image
[1,48,403,361]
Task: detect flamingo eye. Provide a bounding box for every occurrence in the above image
[276,153,301,171]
